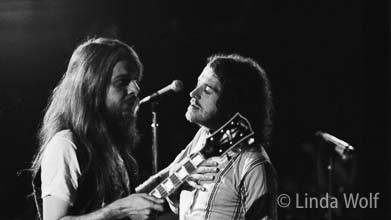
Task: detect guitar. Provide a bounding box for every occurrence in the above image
[149,112,254,199]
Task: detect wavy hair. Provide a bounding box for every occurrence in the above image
[31,37,143,207]
[207,54,273,147]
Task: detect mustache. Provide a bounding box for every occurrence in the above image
[123,94,139,105]
[122,94,140,118]
[190,98,200,108]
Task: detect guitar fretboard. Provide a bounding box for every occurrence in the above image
[149,153,205,198]
[148,113,254,199]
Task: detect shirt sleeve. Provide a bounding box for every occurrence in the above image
[241,160,268,217]
[40,136,81,206]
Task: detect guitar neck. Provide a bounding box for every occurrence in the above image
[149,113,254,199]
[149,152,205,198]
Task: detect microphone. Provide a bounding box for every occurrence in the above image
[139,80,184,104]
[316,131,355,160]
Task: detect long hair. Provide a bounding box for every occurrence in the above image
[208,54,277,220]
[31,37,143,206]
[207,54,273,148]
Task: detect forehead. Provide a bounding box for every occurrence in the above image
[112,60,138,79]
[198,65,221,87]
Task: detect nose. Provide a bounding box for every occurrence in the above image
[127,80,140,96]
[189,86,202,99]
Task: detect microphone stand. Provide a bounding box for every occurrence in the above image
[151,101,159,175]
[317,141,335,220]
[151,101,159,220]
[327,156,333,220]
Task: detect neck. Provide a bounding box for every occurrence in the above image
[200,123,220,134]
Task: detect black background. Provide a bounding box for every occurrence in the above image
[0,0,388,219]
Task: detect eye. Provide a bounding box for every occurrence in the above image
[114,78,131,88]
[115,81,125,88]
[204,85,213,94]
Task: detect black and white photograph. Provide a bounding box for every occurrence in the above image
[0,0,389,219]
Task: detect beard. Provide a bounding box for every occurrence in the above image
[105,95,139,147]
[185,104,220,130]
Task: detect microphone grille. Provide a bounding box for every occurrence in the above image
[171,80,184,92]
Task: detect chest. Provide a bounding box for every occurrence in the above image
[179,155,245,217]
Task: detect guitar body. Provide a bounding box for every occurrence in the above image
[149,113,254,199]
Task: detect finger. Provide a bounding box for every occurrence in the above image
[196,166,219,174]
[187,179,206,191]
[127,207,161,217]
[137,195,165,212]
[138,209,152,215]
[130,197,160,211]
[136,204,164,213]
[139,193,165,204]
[190,173,215,181]
[128,213,149,220]
[151,203,164,212]
[201,160,219,167]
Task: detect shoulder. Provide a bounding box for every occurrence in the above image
[235,146,271,178]
[51,130,77,149]
[239,146,270,165]
[40,129,81,181]
[40,130,81,206]
[42,130,78,163]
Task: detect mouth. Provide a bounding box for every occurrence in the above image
[122,96,139,113]
[189,99,201,109]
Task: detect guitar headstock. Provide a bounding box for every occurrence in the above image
[201,113,254,159]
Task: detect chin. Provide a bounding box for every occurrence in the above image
[186,112,206,127]
[185,111,197,123]
[185,111,193,122]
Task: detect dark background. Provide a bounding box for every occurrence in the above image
[0,0,388,219]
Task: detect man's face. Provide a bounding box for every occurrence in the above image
[185,65,222,129]
[105,60,140,128]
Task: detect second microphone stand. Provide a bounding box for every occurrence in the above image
[151,101,159,174]
[151,101,159,220]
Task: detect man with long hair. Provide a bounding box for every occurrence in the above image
[138,54,277,219]
[31,38,164,220]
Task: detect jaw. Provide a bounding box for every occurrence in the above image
[185,105,201,122]
[185,108,221,131]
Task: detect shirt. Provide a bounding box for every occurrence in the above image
[167,127,272,220]
[40,130,81,205]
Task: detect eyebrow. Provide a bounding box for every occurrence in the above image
[116,74,130,78]
[113,74,133,81]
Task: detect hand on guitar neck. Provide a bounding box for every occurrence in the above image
[134,158,219,194]
[173,160,219,192]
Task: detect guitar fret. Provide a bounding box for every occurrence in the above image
[162,179,175,193]
[170,174,181,186]
[190,153,205,166]
[156,184,169,198]
[176,166,189,180]
[184,160,196,173]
